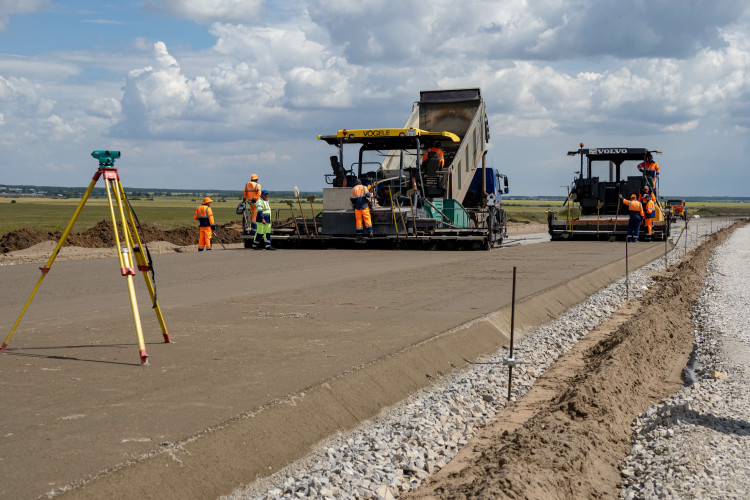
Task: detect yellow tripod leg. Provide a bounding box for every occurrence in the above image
[118,184,171,343]
[2,175,99,353]
[104,174,149,365]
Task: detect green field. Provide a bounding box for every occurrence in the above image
[0,197,320,236]
[1,196,747,237]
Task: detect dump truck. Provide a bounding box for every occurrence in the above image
[665,198,687,221]
[547,144,670,240]
[270,88,509,249]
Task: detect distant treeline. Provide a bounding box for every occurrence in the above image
[0,185,322,200]
[2,185,749,203]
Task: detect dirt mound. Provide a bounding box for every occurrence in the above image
[0,227,62,253]
[412,222,745,499]
[0,221,242,253]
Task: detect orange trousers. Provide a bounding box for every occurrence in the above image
[355,208,372,230]
[198,226,213,249]
[644,219,653,234]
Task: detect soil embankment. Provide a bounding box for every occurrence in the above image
[0,220,243,254]
[411,223,743,499]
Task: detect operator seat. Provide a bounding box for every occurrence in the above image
[422,152,443,197]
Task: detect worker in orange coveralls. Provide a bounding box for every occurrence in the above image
[637,153,660,190]
[620,194,644,242]
[421,142,444,168]
[194,197,216,251]
[350,179,373,240]
[642,194,656,242]
[243,174,261,237]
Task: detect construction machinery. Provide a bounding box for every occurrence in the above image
[665,198,687,221]
[547,144,670,241]
[272,88,510,249]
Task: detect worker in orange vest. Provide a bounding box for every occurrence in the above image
[194,197,216,251]
[243,174,261,237]
[637,153,660,190]
[350,179,373,240]
[620,194,644,242]
[642,194,656,242]
[421,143,444,168]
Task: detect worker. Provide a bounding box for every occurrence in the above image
[638,184,652,204]
[421,142,444,168]
[637,153,660,190]
[194,197,216,251]
[642,193,656,242]
[350,179,373,240]
[620,194,644,242]
[252,190,276,250]
[243,174,261,237]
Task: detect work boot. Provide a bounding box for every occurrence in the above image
[367,231,374,238]
[266,246,276,250]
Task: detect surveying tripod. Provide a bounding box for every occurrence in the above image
[1,150,170,365]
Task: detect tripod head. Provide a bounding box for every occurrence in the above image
[91,150,120,167]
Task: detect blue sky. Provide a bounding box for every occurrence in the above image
[1,0,749,196]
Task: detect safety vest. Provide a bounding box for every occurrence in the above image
[422,147,444,167]
[644,200,656,219]
[194,204,214,227]
[622,198,644,217]
[350,184,371,210]
[244,181,261,200]
[255,197,271,224]
[637,161,660,178]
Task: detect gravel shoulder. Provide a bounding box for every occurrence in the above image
[227,218,747,500]
[620,222,750,499]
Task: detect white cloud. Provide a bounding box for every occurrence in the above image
[0,0,50,30]
[663,120,699,133]
[85,98,122,120]
[144,0,263,24]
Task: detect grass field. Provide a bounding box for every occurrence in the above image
[0,197,319,236]
[1,197,747,236]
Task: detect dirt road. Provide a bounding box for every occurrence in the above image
[0,236,665,499]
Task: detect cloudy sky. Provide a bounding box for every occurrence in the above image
[1,0,749,196]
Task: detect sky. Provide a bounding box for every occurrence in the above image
[1,0,749,197]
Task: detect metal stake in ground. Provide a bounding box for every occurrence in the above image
[625,236,629,300]
[507,266,517,401]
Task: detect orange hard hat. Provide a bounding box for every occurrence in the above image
[203,197,213,204]
[250,174,258,181]
[630,194,637,199]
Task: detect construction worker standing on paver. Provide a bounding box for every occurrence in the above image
[194,197,216,251]
[252,190,276,250]
[243,174,261,238]
[620,194,644,242]
[350,179,373,240]
[642,194,656,242]
[637,153,660,191]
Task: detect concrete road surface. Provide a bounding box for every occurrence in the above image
[0,241,666,499]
